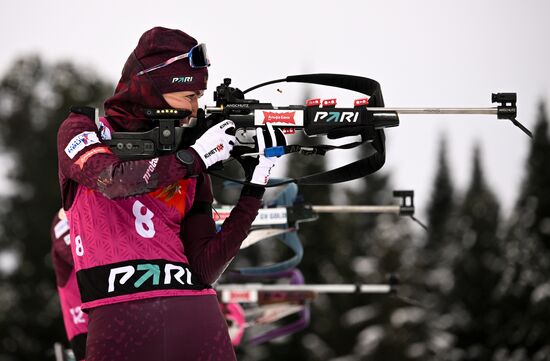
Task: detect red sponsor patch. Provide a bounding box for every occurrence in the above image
[354,98,369,107]
[322,98,337,107]
[306,98,321,107]
[75,146,112,169]
[262,111,296,125]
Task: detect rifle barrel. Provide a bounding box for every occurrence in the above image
[206,106,499,116]
[311,205,401,214]
[217,284,393,294]
[367,107,498,115]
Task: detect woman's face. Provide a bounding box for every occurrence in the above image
[162,90,204,120]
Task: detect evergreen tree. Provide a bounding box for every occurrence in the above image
[415,135,457,308]
[426,136,455,249]
[412,135,460,359]
[421,136,458,301]
[0,56,112,360]
[495,102,550,360]
[344,175,420,360]
[517,102,550,221]
[445,145,503,360]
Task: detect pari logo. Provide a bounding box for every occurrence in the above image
[254,110,304,126]
[172,76,193,83]
[108,263,194,293]
[313,111,359,123]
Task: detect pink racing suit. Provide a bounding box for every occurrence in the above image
[51,209,88,360]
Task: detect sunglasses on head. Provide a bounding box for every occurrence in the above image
[137,43,210,76]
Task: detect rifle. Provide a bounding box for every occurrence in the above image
[99,74,527,186]
[215,186,423,276]
[217,268,398,346]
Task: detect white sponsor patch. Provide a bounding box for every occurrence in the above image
[213,207,288,227]
[254,208,288,226]
[64,131,100,159]
[54,218,70,239]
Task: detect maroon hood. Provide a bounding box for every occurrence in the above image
[104,27,208,131]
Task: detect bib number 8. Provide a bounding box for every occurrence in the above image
[133,200,155,238]
[75,235,84,256]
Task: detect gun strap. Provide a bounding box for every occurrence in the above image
[209,129,385,187]
[296,138,383,185]
[282,135,368,156]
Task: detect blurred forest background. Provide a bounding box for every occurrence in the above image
[0,57,549,361]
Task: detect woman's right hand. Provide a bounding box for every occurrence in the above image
[191,120,236,168]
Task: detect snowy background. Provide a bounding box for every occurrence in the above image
[1,0,549,216]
